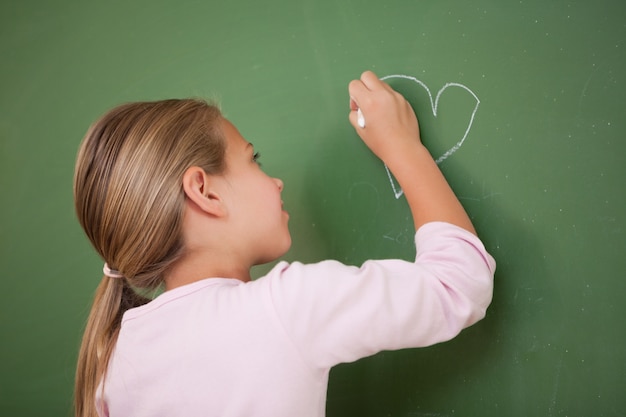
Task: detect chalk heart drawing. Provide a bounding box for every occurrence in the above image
[379,74,480,199]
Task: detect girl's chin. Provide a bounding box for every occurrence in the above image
[256,239,292,266]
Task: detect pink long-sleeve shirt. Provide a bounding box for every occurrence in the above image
[96,222,495,417]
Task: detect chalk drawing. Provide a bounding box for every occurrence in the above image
[379,74,481,199]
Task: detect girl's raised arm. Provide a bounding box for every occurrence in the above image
[348,71,476,235]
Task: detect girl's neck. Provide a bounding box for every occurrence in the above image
[165,251,251,291]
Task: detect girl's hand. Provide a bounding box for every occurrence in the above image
[347,71,476,234]
[348,71,422,165]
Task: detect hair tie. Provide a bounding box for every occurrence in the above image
[103,263,124,279]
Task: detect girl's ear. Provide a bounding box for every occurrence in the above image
[182,166,227,217]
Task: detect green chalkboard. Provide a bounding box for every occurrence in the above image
[1,0,624,415]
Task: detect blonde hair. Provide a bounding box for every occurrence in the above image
[73,99,226,417]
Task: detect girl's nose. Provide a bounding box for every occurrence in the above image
[274,177,284,191]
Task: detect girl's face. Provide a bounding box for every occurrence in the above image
[220,119,291,266]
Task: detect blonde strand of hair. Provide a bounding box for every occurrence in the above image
[74,276,123,417]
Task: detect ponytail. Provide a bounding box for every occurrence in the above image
[74,277,150,417]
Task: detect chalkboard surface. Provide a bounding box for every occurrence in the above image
[1,0,624,415]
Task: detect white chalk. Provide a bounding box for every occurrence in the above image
[357,108,365,128]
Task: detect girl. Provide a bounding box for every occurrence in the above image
[73,71,495,417]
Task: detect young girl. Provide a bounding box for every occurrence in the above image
[73,71,495,417]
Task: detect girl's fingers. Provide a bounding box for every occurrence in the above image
[348,79,369,105]
[348,109,359,128]
[360,70,388,91]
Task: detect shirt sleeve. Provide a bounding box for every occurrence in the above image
[263,221,496,370]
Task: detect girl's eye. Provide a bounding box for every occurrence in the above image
[253,152,262,166]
